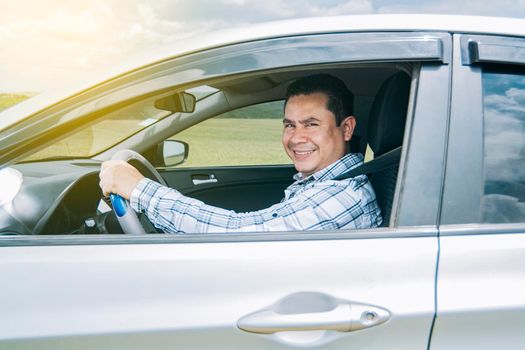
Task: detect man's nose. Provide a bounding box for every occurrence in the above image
[290,125,309,143]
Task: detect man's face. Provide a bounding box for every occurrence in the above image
[282,92,355,177]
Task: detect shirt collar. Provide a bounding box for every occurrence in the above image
[292,153,364,183]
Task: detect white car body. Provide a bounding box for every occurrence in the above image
[0,14,524,350]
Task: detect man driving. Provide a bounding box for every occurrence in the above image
[99,74,382,232]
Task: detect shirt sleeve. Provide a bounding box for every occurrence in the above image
[129,177,380,233]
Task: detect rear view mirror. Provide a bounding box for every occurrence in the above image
[154,92,196,113]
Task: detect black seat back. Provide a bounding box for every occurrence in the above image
[367,71,410,226]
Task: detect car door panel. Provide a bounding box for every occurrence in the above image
[160,165,296,211]
[0,232,437,350]
[430,230,525,350]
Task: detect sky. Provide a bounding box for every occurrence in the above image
[1,0,525,93]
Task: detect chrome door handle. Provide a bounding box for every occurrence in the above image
[238,302,390,334]
[191,174,218,185]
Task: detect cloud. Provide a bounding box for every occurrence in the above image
[1,0,525,92]
[484,86,525,184]
[376,0,525,18]
[483,194,525,223]
[307,0,374,16]
[152,0,374,21]
[482,78,525,223]
[0,0,231,91]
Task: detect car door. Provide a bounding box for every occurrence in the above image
[430,34,525,349]
[0,31,451,349]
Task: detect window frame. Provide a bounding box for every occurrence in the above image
[0,31,454,245]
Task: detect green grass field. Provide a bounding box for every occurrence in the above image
[174,118,290,167]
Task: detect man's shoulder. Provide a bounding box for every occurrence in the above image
[300,174,371,198]
[315,153,364,181]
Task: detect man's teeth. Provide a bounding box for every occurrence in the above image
[294,150,314,155]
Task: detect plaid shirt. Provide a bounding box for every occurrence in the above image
[130,153,382,233]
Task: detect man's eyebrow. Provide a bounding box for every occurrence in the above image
[282,117,321,124]
[299,117,321,124]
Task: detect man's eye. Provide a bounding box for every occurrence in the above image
[284,124,294,129]
[305,123,318,127]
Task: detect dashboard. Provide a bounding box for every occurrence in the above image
[0,160,122,235]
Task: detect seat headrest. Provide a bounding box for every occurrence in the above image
[367,72,411,157]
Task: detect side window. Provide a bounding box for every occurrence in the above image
[482,66,525,223]
[173,100,291,167]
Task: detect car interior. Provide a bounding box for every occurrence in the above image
[1,63,413,235]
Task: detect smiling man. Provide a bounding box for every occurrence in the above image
[99,74,382,233]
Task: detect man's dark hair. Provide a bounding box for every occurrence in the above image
[284,74,354,126]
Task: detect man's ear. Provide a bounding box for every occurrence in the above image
[341,116,356,141]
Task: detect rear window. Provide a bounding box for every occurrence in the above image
[481,65,525,223]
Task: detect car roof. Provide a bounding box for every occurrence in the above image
[2,14,524,131]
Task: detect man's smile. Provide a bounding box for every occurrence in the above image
[291,148,317,158]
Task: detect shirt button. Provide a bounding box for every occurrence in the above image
[272,213,278,218]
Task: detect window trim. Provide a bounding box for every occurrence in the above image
[441,34,484,225]
[440,223,525,237]
[461,34,525,66]
[0,226,437,247]
[395,60,451,227]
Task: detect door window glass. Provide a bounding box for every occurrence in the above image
[173,100,291,167]
[482,66,525,223]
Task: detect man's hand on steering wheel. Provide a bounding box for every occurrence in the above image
[98,149,168,234]
[99,160,145,199]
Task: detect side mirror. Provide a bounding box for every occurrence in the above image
[157,140,189,167]
[154,92,196,113]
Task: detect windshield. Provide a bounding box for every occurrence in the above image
[21,99,172,162]
[18,85,218,162]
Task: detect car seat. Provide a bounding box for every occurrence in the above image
[337,71,411,226]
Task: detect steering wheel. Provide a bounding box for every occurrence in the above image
[110,149,167,234]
